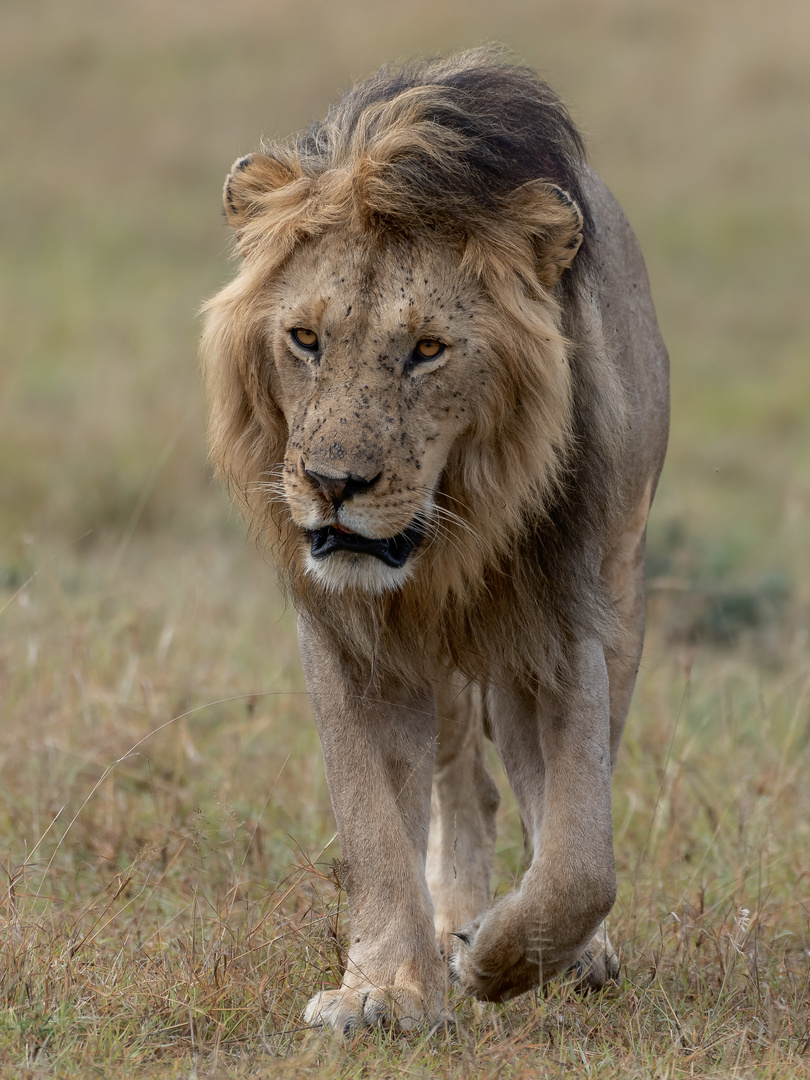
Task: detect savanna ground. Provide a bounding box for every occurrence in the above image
[1,0,809,1076]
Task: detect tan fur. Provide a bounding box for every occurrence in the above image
[200,51,669,1031]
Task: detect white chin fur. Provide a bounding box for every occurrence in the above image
[304,549,415,594]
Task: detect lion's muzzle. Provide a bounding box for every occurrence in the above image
[309,524,423,568]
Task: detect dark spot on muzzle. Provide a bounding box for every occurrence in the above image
[309,524,423,568]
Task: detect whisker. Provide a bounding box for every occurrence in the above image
[420,513,467,563]
[433,507,485,551]
[246,481,288,499]
[410,485,483,545]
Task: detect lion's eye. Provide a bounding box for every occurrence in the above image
[413,339,445,362]
[292,327,319,350]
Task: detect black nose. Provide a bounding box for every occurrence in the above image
[304,469,381,506]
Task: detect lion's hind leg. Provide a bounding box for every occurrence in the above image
[426,675,499,950]
[571,922,619,990]
[601,478,653,768]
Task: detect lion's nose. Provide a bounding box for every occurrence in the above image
[304,469,381,507]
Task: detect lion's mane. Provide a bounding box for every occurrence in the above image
[201,50,627,690]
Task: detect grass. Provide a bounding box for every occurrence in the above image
[1,0,809,1075]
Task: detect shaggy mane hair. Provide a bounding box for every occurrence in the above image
[296,51,593,264]
[201,50,626,691]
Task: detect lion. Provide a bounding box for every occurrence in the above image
[200,50,669,1033]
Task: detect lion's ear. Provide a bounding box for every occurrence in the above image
[223,152,298,232]
[508,180,584,288]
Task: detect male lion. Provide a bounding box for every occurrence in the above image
[201,50,669,1032]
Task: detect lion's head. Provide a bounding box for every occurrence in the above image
[201,53,591,608]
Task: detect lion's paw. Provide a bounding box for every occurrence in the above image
[304,984,444,1035]
[450,903,618,1002]
[568,923,619,991]
[450,907,545,1002]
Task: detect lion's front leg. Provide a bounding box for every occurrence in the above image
[451,638,618,1001]
[298,616,447,1033]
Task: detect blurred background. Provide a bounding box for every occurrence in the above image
[0,0,808,875]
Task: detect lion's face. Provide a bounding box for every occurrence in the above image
[203,151,583,607]
[267,230,492,593]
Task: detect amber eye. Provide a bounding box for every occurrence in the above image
[292,327,319,350]
[414,338,445,361]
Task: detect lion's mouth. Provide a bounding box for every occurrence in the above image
[309,524,423,568]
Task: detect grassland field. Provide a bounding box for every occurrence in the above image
[1,0,809,1076]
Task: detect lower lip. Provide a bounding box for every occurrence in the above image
[308,524,423,569]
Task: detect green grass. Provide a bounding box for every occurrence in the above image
[1,0,809,1075]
